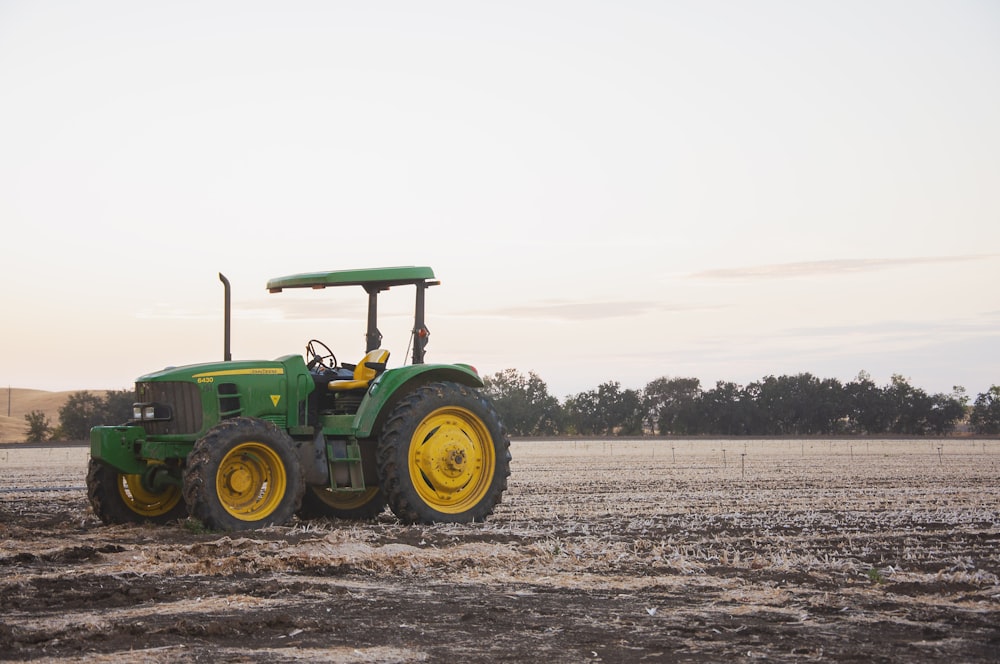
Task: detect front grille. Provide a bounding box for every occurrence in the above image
[136,381,203,435]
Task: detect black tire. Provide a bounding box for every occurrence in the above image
[86,458,186,525]
[298,485,387,521]
[376,381,511,524]
[182,417,304,531]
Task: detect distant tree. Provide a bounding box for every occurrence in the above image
[561,382,645,436]
[884,374,949,435]
[57,390,133,440]
[700,381,747,435]
[749,374,847,435]
[102,389,135,425]
[924,387,968,435]
[563,390,601,436]
[737,381,767,434]
[591,381,644,435]
[58,391,104,440]
[616,386,645,435]
[24,410,51,443]
[644,377,702,435]
[844,371,891,434]
[750,376,794,434]
[970,386,1000,434]
[483,369,562,436]
[484,367,974,437]
[815,376,851,434]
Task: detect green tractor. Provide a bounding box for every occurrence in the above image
[87,266,511,530]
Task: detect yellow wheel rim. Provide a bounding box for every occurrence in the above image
[408,406,496,514]
[311,486,380,510]
[118,473,182,517]
[216,442,287,521]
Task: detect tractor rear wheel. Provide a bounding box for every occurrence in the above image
[183,417,304,531]
[298,485,387,521]
[376,382,510,524]
[86,459,186,524]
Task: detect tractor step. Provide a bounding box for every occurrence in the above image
[326,439,365,492]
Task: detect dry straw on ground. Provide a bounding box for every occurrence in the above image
[1,439,998,662]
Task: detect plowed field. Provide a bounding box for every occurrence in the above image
[2,439,998,662]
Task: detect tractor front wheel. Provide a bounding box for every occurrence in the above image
[377,382,511,524]
[183,418,304,531]
[86,459,186,524]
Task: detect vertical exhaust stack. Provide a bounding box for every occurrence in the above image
[219,273,232,362]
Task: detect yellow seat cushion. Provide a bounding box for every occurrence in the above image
[328,349,389,391]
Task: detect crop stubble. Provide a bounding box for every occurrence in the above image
[0,439,998,662]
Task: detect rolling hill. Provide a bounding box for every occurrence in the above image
[0,388,110,443]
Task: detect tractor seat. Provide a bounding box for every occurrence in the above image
[328,349,390,391]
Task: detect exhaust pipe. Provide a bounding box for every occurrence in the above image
[219,273,232,362]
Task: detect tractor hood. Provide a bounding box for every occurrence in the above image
[138,357,298,384]
[130,355,315,435]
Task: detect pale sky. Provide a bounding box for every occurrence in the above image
[1,1,998,400]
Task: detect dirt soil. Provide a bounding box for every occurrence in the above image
[1,439,998,663]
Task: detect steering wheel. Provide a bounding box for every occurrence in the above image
[305,339,338,371]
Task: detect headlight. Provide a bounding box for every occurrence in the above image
[131,402,173,422]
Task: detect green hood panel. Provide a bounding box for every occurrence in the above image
[137,356,305,383]
[134,355,315,434]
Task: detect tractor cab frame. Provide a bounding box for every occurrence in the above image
[264,266,439,366]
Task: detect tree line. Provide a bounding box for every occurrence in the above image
[482,369,1000,437]
[24,390,133,443]
[21,374,1000,442]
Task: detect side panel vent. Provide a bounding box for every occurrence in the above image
[219,382,243,419]
[260,414,288,429]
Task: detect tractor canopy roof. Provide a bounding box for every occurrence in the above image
[267,266,436,293]
[266,266,438,363]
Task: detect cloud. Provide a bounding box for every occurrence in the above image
[135,305,219,321]
[248,298,368,321]
[463,300,712,321]
[780,309,1000,342]
[134,297,370,322]
[564,312,1000,394]
[690,255,998,280]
